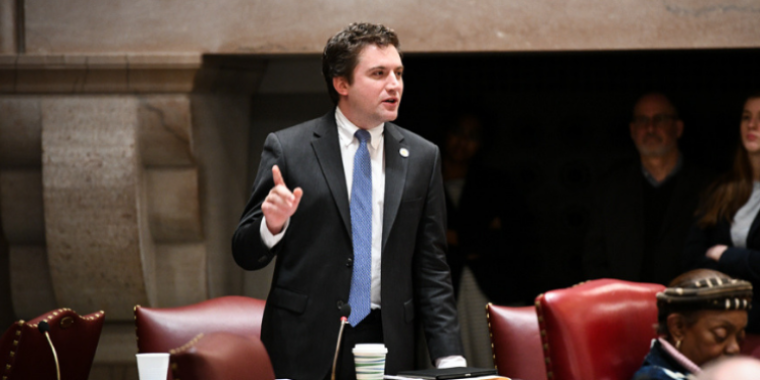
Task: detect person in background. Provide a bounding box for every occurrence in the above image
[584,93,711,286]
[683,93,760,333]
[442,113,533,305]
[632,269,752,380]
[440,113,533,367]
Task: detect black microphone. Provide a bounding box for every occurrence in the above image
[38,321,61,380]
[331,304,352,380]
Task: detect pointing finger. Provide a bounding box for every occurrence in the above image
[272,165,286,187]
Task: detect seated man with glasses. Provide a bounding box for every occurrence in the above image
[583,93,712,286]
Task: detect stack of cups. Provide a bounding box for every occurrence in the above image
[353,344,388,380]
[135,353,170,380]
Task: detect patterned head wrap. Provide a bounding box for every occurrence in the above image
[657,276,753,314]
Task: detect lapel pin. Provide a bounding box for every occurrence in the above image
[399,148,409,157]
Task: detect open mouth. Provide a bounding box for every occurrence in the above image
[383,98,398,104]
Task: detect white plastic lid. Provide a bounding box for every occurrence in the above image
[352,343,388,354]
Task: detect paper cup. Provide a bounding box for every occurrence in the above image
[353,344,387,380]
[136,353,170,380]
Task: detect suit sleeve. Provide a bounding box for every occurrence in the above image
[719,247,760,283]
[684,219,760,282]
[413,147,464,361]
[232,133,285,270]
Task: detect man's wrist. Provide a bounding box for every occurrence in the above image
[260,216,289,248]
[266,219,284,235]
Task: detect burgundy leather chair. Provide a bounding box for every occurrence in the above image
[134,295,269,380]
[169,332,275,380]
[0,308,105,380]
[134,295,265,353]
[486,303,547,380]
[536,279,664,380]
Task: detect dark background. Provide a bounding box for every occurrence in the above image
[394,48,760,295]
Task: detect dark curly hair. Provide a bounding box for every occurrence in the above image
[322,22,400,105]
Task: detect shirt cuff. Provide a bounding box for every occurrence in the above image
[435,355,467,368]
[260,216,289,248]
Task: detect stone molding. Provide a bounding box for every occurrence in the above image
[15,0,760,54]
[0,53,202,93]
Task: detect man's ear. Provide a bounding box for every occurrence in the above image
[333,76,350,97]
[675,120,684,139]
[667,313,687,341]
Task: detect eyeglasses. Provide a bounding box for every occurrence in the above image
[632,114,677,128]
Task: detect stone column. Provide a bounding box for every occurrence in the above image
[41,96,156,319]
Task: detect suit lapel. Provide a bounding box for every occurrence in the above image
[747,208,760,246]
[311,113,351,236]
[382,123,408,251]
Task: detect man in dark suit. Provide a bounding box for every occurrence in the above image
[232,23,464,380]
[583,93,711,285]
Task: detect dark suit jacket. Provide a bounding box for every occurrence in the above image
[682,209,760,332]
[232,112,463,379]
[583,161,710,286]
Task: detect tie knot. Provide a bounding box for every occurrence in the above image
[355,129,371,144]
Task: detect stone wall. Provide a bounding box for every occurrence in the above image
[19,0,760,53]
[0,54,265,379]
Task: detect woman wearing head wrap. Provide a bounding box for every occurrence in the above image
[632,269,752,380]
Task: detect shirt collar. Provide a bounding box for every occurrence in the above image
[656,338,701,376]
[335,107,384,150]
[642,154,683,188]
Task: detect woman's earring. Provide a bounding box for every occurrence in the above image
[676,339,682,351]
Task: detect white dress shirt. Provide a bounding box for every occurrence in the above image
[261,107,385,308]
[731,181,760,248]
[335,107,385,309]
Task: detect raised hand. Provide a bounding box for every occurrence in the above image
[262,165,303,234]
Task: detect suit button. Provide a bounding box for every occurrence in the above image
[337,300,344,310]
[346,258,353,267]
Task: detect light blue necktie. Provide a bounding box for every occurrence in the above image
[348,129,372,327]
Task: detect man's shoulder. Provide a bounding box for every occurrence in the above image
[386,122,438,152]
[273,112,332,140]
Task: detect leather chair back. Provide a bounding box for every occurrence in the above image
[486,303,547,380]
[134,295,266,353]
[0,308,105,380]
[536,279,664,380]
[169,332,275,380]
